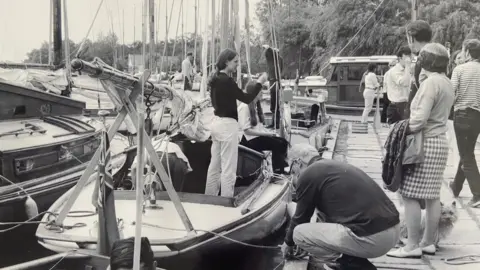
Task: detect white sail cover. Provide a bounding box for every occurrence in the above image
[0,68,68,94]
[155,84,214,142]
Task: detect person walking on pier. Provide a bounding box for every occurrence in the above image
[282,159,400,270]
[381,60,397,124]
[386,47,412,124]
[361,63,380,123]
[387,43,454,258]
[182,52,194,90]
[449,39,480,207]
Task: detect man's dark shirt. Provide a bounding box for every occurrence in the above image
[285,160,399,246]
[209,73,262,121]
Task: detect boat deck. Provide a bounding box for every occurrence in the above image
[287,120,480,270]
[0,117,98,152]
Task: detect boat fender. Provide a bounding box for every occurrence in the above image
[25,196,39,219]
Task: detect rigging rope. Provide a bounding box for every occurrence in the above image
[74,0,105,58]
[168,0,184,73]
[317,0,388,74]
[158,0,175,79]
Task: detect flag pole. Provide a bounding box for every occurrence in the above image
[133,0,148,269]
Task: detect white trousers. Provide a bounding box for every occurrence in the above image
[362,89,376,123]
[446,120,460,167]
[205,117,239,197]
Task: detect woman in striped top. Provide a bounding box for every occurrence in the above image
[449,39,480,207]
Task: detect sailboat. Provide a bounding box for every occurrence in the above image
[29,0,293,268]
[0,0,330,269]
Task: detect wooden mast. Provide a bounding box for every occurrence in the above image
[48,0,53,65]
[210,0,216,69]
[411,0,418,21]
[52,0,62,66]
[233,0,241,86]
[133,0,148,268]
[149,0,155,72]
[62,0,72,95]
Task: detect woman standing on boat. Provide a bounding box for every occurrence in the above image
[238,83,289,174]
[361,63,380,123]
[387,43,454,258]
[205,48,268,197]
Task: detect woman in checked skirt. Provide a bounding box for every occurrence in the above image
[387,43,455,258]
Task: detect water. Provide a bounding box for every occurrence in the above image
[0,223,287,270]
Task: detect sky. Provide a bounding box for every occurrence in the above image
[0,0,261,62]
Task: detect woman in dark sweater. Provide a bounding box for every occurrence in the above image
[205,48,268,197]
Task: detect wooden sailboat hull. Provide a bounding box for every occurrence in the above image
[35,140,291,267]
[37,183,289,268]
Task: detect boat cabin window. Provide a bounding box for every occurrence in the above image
[330,66,338,81]
[346,65,365,81]
[13,105,26,116]
[377,64,390,76]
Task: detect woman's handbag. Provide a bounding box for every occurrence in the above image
[402,131,424,165]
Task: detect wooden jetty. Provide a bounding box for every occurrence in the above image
[285,119,480,270]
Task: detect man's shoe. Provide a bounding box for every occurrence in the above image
[468,196,480,208]
[324,255,376,270]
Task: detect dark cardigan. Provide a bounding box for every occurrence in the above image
[382,119,410,192]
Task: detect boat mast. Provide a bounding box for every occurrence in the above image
[149,0,155,73]
[52,0,62,66]
[220,0,229,51]
[48,0,53,65]
[411,0,418,21]
[193,0,198,66]
[210,0,215,69]
[133,0,148,268]
[63,0,71,86]
[233,0,241,86]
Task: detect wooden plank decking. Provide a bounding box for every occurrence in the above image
[286,119,480,270]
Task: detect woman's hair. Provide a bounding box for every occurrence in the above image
[110,237,154,270]
[367,63,377,72]
[447,50,461,77]
[396,46,412,58]
[418,43,449,73]
[208,48,238,88]
[245,80,264,126]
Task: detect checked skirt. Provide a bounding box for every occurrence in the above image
[400,134,449,199]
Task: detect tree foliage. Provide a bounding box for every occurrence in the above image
[255,0,480,77]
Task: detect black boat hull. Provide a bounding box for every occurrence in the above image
[0,165,84,242]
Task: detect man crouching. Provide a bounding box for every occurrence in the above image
[281,159,400,270]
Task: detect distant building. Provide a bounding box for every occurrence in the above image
[127,54,180,74]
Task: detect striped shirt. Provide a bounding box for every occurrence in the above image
[451,60,480,112]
